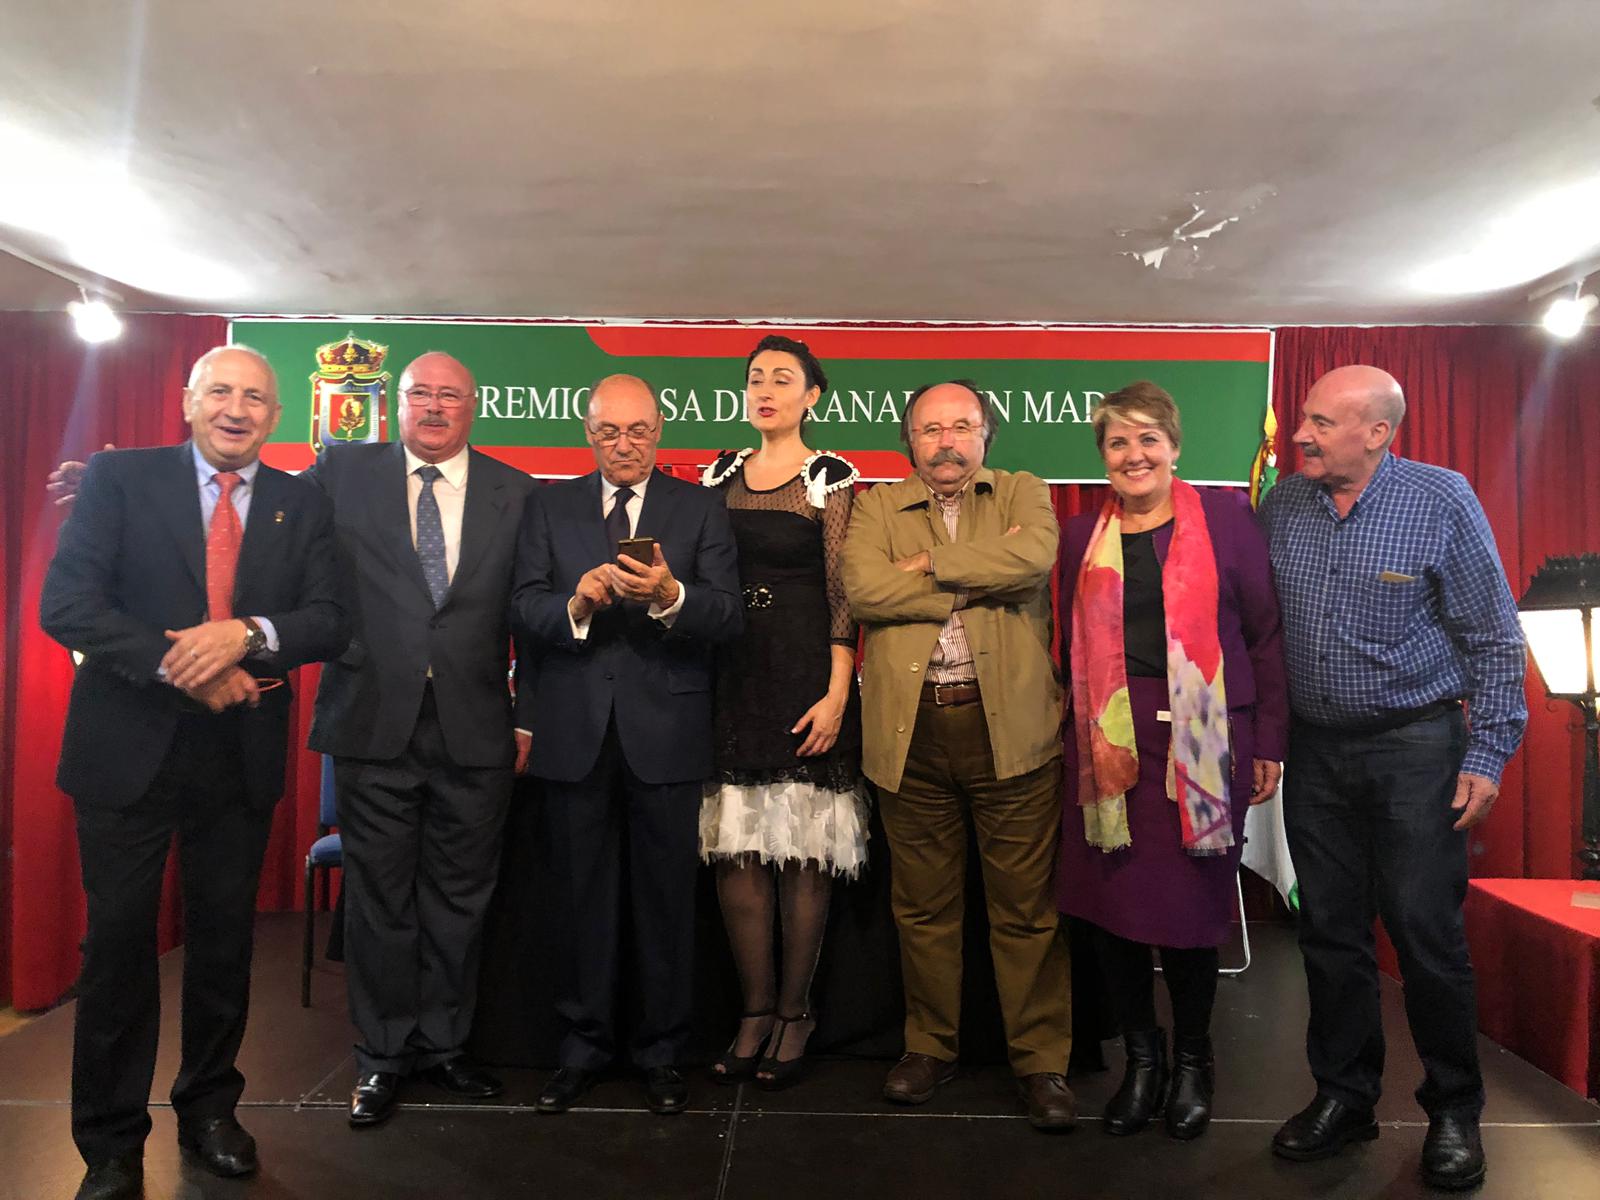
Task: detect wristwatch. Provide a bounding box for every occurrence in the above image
[241,616,268,657]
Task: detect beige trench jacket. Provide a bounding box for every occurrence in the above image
[841,466,1064,793]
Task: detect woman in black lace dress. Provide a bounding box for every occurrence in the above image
[699,335,867,1089]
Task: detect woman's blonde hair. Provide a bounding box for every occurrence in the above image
[1092,380,1182,453]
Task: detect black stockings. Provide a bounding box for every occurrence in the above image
[1093,925,1218,1041]
[715,858,832,1060]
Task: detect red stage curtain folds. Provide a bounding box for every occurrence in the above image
[3,314,1598,1009]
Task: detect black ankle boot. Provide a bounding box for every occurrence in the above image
[1102,1028,1168,1135]
[1165,1035,1214,1140]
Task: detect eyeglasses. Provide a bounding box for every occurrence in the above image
[591,423,660,447]
[403,387,471,408]
[912,421,984,442]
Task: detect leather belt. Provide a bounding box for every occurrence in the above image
[1299,698,1462,736]
[923,680,980,706]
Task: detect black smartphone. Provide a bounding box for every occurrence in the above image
[616,536,657,565]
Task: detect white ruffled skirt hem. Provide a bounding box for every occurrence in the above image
[698,778,870,879]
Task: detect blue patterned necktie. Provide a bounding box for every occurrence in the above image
[415,465,449,608]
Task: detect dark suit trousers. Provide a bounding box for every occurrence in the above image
[1283,709,1483,1117]
[542,718,701,1071]
[71,711,273,1167]
[336,685,512,1074]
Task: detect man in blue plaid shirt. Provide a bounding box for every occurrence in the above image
[1259,365,1526,1192]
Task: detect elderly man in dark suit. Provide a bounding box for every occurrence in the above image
[304,351,536,1127]
[41,345,349,1200]
[514,373,742,1115]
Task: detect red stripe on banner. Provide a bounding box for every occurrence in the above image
[262,443,916,481]
[261,444,315,471]
[585,325,1271,364]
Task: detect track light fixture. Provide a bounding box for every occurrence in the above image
[67,289,122,343]
[1542,279,1598,340]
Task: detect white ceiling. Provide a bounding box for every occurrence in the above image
[1,1,1597,324]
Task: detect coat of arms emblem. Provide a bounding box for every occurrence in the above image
[311,333,389,452]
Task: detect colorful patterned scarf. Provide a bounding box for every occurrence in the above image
[1070,477,1233,855]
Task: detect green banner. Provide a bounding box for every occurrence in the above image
[232,319,1272,484]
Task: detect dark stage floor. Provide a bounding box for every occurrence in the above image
[1,916,1596,1199]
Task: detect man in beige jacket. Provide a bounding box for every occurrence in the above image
[842,380,1074,1132]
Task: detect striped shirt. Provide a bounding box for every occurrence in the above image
[1259,453,1527,782]
[927,488,977,684]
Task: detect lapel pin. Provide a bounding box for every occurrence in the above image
[274,510,285,523]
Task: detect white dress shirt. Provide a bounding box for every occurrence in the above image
[403,443,469,584]
[568,472,688,638]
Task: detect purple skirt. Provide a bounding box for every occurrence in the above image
[1057,674,1254,949]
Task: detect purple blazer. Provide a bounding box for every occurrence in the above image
[1057,487,1288,762]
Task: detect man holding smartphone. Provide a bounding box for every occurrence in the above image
[513,373,743,1115]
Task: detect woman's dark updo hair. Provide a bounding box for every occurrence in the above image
[745,334,829,394]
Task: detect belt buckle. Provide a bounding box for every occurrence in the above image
[933,682,963,705]
[742,584,773,610]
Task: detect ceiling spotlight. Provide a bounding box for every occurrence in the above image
[1542,287,1599,340]
[68,295,122,343]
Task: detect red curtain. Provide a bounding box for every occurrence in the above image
[0,311,329,1010]
[4,316,1599,1009]
[1272,327,1600,880]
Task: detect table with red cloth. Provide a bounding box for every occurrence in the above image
[1464,879,1600,1100]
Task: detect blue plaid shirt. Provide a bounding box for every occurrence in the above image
[1259,454,1526,782]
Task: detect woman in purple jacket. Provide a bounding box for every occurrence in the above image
[1057,381,1287,1141]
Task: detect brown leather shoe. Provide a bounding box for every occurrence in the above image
[882,1052,957,1105]
[1018,1072,1078,1132]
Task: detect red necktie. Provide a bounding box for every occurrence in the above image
[206,472,243,620]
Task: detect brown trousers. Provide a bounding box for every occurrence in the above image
[877,694,1071,1076]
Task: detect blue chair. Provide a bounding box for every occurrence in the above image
[301,755,343,1007]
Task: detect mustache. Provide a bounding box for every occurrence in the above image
[417,415,451,428]
[926,448,968,467]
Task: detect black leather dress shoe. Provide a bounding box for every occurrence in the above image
[1272,1094,1380,1161]
[74,1153,142,1200]
[536,1067,596,1113]
[177,1115,257,1177]
[349,1072,401,1127]
[421,1057,504,1098]
[1422,1111,1486,1191]
[644,1066,689,1115]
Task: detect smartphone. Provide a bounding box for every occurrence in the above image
[616,536,658,564]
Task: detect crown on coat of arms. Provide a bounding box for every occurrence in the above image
[314,333,388,379]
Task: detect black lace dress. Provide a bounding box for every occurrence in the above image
[697,450,869,877]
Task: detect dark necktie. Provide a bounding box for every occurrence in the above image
[605,485,635,553]
[206,471,243,620]
[416,465,449,608]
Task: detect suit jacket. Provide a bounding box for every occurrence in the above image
[305,441,535,767]
[513,469,743,785]
[1056,487,1289,761]
[40,443,349,810]
[841,467,1063,793]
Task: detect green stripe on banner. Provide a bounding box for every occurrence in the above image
[234,319,1272,483]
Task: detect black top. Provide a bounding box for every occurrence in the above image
[1121,522,1170,677]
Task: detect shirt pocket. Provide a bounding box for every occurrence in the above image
[1354,571,1425,644]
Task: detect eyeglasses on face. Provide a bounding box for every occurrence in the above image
[912,421,984,442]
[403,387,471,408]
[590,423,660,446]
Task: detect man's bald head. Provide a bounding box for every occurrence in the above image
[584,374,663,486]
[397,350,476,464]
[1294,364,1406,495]
[1310,365,1406,446]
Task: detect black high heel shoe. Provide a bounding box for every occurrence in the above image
[755,1012,815,1091]
[710,1010,774,1083]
